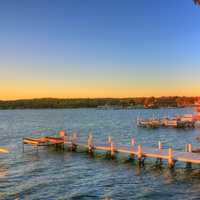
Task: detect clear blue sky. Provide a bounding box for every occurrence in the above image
[0,0,200,99]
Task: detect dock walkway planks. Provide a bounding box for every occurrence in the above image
[23,131,200,168]
[76,140,200,167]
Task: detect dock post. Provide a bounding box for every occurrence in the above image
[59,130,65,139]
[188,144,192,153]
[129,138,135,160]
[131,138,135,148]
[62,131,68,143]
[158,141,162,150]
[71,132,77,151]
[157,141,163,165]
[185,144,188,152]
[137,144,143,165]
[168,148,174,168]
[87,133,94,154]
[186,144,192,168]
[110,141,115,158]
[59,130,66,150]
[108,136,112,144]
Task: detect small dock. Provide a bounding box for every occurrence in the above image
[23,131,200,169]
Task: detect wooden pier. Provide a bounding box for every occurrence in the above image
[23,131,200,169]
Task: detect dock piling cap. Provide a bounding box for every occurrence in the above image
[59,130,65,138]
[131,138,135,145]
[0,148,9,154]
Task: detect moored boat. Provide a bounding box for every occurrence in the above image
[137,115,195,128]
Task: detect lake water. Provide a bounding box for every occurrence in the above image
[1,108,200,200]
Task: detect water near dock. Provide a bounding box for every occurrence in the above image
[1,108,200,199]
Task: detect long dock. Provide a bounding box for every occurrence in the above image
[23,131,200,169]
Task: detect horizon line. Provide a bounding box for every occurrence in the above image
[1,96,199,101]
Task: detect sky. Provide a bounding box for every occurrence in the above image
[0,0,200,100]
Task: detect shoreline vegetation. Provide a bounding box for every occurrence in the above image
[0,96,197,110]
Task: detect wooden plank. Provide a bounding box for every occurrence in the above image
[45,138,64,144]
[94,144,200,164]
[23,139,39,145]
[0,148,9,153]
[23,137,48,145]
[23,136,65,145]
[174,151,200,164]
[74,142,200,164]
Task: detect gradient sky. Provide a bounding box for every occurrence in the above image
[0,0,200,100]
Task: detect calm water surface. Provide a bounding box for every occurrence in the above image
[1,108,200,200]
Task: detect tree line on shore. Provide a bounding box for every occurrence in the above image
[0,96,197,109]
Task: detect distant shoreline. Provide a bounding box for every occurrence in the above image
[0,97,196,110]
